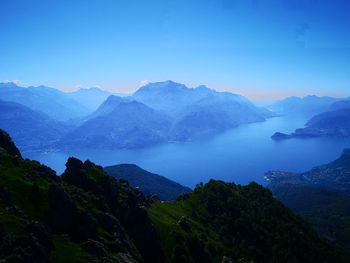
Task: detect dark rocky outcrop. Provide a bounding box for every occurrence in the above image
[0,129,22,158]
[0,129,163,262]
[271,132,291,140]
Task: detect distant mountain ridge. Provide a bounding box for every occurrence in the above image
[0,99,71,151]
[265,149,350,194]
[104,164,192,200]
[133,80,271,117]
[269,95,340,118]
[272,105,350,140]
[167,91,271,141]
[135,81,274,141]
[57,80,273,149]
[1,80,274,150]
[58,99,172,149]
[0,83,90,121]
[65,87,127,111]
[85,95,133,120]
[0,82,128,120]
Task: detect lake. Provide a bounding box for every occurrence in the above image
[24,116,350,188]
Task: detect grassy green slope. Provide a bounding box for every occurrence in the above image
[150,180,347,263]
[0,130,163,263]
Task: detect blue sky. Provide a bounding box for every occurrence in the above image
[0,0,349,99]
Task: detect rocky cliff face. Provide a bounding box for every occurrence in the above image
[0,129,163,262]
[0,129,22,158]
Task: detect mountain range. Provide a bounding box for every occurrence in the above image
[0,83,90,121]
[0,82,128,119]
[269,95,341,118]
[58,99,172,149]
[1,80,275,151]
[0,99,71,151]
[272,100,350,140]
[57,81,273,149]
[65,87,116,111]
[2,80,349,151]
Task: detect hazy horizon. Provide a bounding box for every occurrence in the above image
[1,79,348,101]
[1,0,350,99]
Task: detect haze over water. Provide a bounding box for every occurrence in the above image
[25,116,350,188]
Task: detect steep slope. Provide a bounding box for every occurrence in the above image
[0,130,163,262]
[169,92,267,141]
[134,81,272,142]
[133,80,196,115]
[272,108,350,140]
[65,88,116,111]
[62,84,271,148]
[134,80,270,118]
[104,164,192,201]
[0,130,22,158]
[59,100,171,149]
[329,100,350,111]
[0,130,346,262]
[0,83,90,121]
[265,149,350,193]
[85,95,132,120]
[266,150,350,251]
[269,183,350,252]
[149,180,344,262]
[0,81,273,150]
[299,108,350,137]
[0,100,71,151]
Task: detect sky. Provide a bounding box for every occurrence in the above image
[0,0,349,99]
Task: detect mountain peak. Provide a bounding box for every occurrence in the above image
[104,95,125,104]
[133,81,190,101]
[75,87,107,93]
[151,80,185,87]
[86,95,134,119]
[92,95,126,113]
[195,85,215,93]
[138,80,187,91]
[164,80,176,85]
[196,84,209,89]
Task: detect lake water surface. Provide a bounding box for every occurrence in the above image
[24,116,350,188]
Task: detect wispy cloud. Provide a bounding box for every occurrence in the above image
[138,80,150,87]
[74,84,102,90]
[3,80,21,85]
